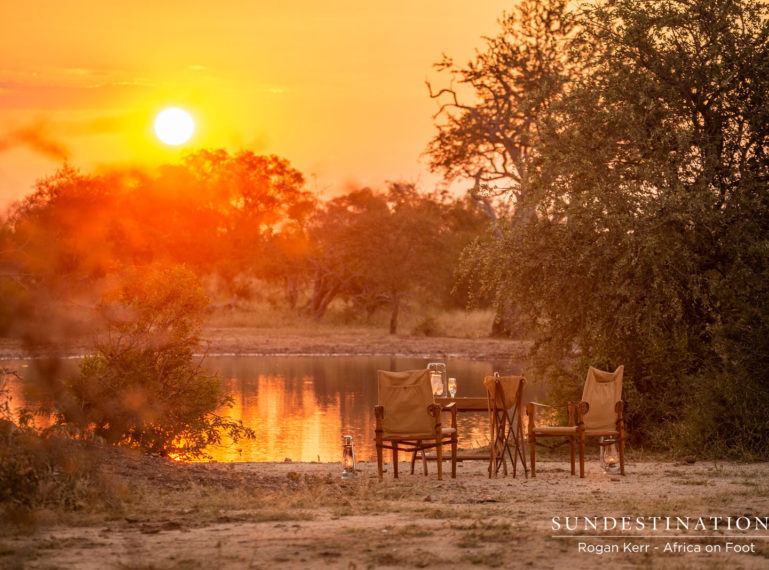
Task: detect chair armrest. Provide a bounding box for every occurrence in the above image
[527,401,571,416]
[528,401,579,427]
[575,401,589,424]
[527,401,562,427]
[427,403,447,436]
[441,401,457,429]
[529,401,573,411]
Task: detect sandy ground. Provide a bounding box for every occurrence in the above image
[2,455,769,569]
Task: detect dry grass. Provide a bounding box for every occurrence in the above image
[203,296,496,340]
[3,457,769,569]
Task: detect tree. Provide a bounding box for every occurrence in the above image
[180,149,316,299]
[427,0,579,335]
[427,0,577,202]
[2,150,316,321]
[458,0,769,454]
[306,183,465,332]
[7,166,120,287]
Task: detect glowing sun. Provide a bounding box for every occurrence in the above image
[154,107,195,145]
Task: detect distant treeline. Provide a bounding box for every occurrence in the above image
[0,151,491,337]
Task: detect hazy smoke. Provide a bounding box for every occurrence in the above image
[0,122,70,161]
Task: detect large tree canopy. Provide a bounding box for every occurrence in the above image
[446,0,769,456]
[427,0,580,335]
[427,0,579,216]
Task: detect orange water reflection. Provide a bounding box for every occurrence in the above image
[218,373,349,462]
[4,356,533,462]
[207,356,523,463]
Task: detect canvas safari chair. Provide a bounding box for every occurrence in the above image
[375,369,457,480]
[483,374,528,478]
[528,365,624,478]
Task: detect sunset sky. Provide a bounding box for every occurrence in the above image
[0,1,511,210]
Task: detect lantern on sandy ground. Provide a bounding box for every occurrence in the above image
[342,435,357,479]
[600,437,620,474]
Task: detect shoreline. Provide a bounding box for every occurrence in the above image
[0,326,531,362]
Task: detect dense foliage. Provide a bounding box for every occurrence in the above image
[437,0,769,457]
[306,183,487,331]
[1,372,112,514]
[54,265,254,459]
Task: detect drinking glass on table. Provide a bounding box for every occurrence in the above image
[448,377,457,398]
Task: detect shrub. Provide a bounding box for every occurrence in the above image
[55,264,254,460]
[1,375,110,520]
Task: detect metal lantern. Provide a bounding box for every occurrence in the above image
[341,434,357,479]
[600,437,620,474]
[427,362,447,397]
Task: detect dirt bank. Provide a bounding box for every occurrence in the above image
[0,327,530,362]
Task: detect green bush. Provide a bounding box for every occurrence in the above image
[55,264,254,460]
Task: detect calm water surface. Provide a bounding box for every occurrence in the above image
[6,355,537,462]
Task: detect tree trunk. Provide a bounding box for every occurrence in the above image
[312,282,339,321]
[308,269,340,321]
[490,299,521,338]
[284,276,299,310]
[389,292,400,335]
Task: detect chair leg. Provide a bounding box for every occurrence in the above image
[488,445,495,478]
[376,440,384,480]
[619,436,625,476]
[529,432,536,477]
[503,411,521,478]
[518,416,529,478]
[569,436,576,476]
[500,413,509,476]
[578,432,585,478]
[451,433,457,479]
[436,438,443,481]
[488,419,496,478]
[487,411,495,478]
[409,446,428,476]
[392,442,399,478]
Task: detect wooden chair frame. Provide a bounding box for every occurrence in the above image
[528,399,626,478]
[375,402,457,480]
[527,401,579,477]
[486,377,528,478]
[577,400,626,476]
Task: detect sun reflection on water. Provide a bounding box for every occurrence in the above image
[5,356,529,463]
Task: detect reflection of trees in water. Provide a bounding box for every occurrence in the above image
[209,356,520,462]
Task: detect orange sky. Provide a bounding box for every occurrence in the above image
[0,1,512,210]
